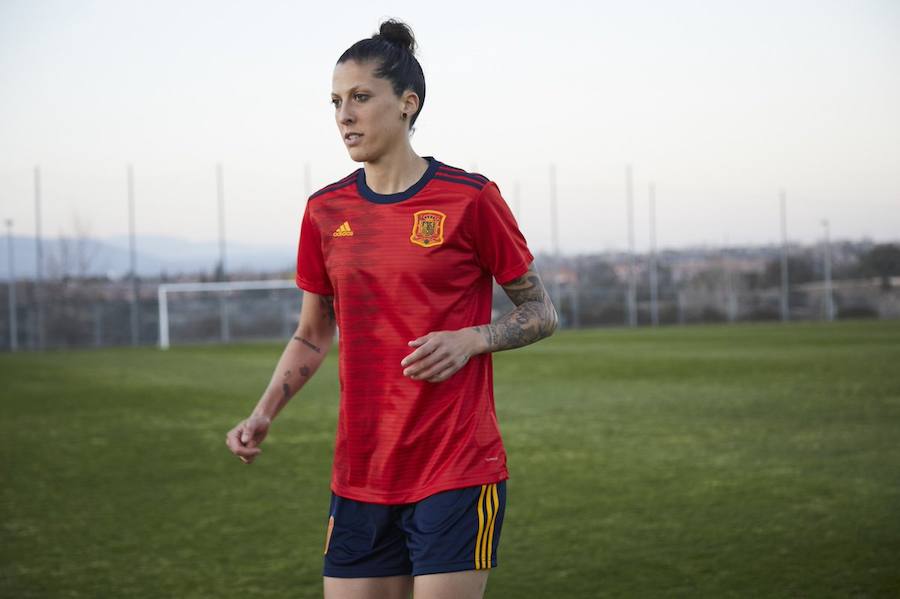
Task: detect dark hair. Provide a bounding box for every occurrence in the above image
[337,19,426,131]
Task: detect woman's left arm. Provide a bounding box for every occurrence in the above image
[400,262,558,383]
[470,262,558,353]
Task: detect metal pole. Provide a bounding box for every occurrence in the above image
[34,166,44,350]
[550,164,561,322]
[158,285,169,350]
[571,257,580,329]
[217,162,226,277]
[626,165,637,327]
[216,162,230,342]
[648,182,659,327]
[822,219,834,321]
[726,263,738,322]
[6,219,17,351]
[128,164,139,346]
[780,190,790,322]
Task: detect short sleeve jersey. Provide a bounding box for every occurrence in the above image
[295,156,534,504]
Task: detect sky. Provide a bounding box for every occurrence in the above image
[1,0,898,259]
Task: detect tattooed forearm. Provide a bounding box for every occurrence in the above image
[252,312,333,422]
[281,370,293,403]
[473,264,558,353]
[293,336,322,353]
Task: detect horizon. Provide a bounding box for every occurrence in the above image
[1,0,898,255]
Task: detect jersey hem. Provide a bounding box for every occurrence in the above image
[331,471,510,505]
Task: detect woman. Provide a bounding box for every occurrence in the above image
[226,19,557,599]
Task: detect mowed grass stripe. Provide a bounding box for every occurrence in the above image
[2,320,898,597]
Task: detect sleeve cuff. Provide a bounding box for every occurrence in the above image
[494,255,534,286]
[295,273,334,295]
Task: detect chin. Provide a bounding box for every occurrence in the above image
[346,147,369,163]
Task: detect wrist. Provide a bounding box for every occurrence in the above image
[250,407,274,423]
[466,325,491,356]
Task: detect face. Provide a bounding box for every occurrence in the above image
[331,59,419,162]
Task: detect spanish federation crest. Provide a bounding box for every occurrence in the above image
[410,210,447,248]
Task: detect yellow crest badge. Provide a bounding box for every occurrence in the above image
[410,210,446,248]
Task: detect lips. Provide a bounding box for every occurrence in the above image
[344,132,363,147]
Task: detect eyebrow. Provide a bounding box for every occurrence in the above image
[331,85,371,97]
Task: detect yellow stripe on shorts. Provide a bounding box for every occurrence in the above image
[475,485,486,569]
[475,483,499,569]
[487,483,499,567]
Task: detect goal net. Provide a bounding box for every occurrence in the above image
[157,279,337,349]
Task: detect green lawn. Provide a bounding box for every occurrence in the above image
[2,320,899,598]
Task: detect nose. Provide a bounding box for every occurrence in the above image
[338,102,354,125]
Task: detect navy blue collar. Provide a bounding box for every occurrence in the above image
[356,156,440,204]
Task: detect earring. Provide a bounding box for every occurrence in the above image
[402,112,408,119]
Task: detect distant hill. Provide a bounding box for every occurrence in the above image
[0,234,294,280]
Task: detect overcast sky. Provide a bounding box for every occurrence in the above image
[1,0,898,257]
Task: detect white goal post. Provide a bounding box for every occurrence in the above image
[157,279,300,349]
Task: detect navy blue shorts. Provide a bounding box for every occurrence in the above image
[322,480,507,578]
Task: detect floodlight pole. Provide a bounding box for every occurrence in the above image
[217,162,227,277]
[33,166,45,350]
[216,162,231,342]
[550,164,561,321]
[127,164,139,346]
[6,219,17,351]
[626,165,637,327]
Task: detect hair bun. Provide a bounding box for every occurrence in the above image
[377,19,417,54]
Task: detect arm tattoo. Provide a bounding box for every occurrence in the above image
[291,294,334,354]
[474,264,558,353]
[319,295,336,326]
[293,336,321,353]
[279,364,311,404]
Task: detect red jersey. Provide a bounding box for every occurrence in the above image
[295,156,534,504]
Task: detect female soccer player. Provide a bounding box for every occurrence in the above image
[226,19,558,599]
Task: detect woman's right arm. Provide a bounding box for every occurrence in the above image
[225,290,336,463]
[251,291,336,422]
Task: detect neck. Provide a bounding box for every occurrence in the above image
[363,145,428,195]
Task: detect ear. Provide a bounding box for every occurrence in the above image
[401,91,420,119]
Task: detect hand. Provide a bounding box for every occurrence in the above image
[400,329,482,383]
[225,414,271,464]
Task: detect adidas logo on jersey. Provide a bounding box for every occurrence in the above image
[332,221,354,237]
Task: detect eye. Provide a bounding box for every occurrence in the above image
[353,93,369,102]
[331,98,340,107]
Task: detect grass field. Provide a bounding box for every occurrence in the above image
[2,320,899,598]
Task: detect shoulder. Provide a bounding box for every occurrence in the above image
[308,169,361,201]
[432,160,490,193]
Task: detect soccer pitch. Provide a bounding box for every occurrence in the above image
[2,320,898,598]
